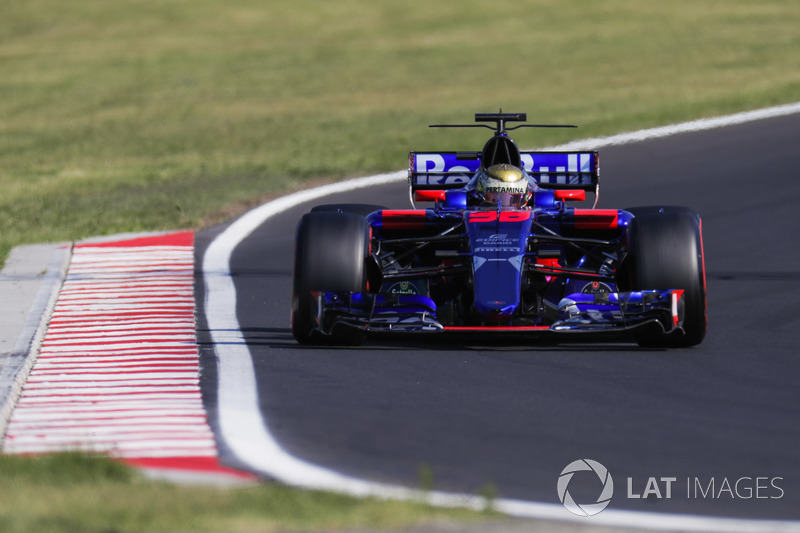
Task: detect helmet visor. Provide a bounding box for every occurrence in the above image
[483,192,526,207]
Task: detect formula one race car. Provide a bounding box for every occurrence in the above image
[292,113,707,347]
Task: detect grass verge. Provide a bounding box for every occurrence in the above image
[0,453,489,533]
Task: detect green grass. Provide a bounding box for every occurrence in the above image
[1,1,799,263]
[0,453,488,533]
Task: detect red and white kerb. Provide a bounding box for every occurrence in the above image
[3,232,247,477]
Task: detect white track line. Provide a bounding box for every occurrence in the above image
[544,101,800,151]
[203,103,800,532]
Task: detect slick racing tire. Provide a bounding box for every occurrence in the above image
[622,206,707,348]
[292,211,371,345]
[311,203,387,217]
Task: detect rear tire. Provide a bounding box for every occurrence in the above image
[291,211,371,345]
[621,206,707,347]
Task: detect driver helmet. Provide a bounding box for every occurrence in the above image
[476,163,532,207]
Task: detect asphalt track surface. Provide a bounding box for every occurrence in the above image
[195,113,800,522]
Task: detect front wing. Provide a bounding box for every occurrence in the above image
[304,289,686,339]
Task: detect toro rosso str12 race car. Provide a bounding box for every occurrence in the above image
[292,113,707,347]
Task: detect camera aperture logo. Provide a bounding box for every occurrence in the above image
[558,459,614,517]
[558,459,785,517]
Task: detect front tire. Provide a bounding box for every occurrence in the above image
[621,206,707,347]
[291,211,371,345]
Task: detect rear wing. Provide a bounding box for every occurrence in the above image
[409,150,599,193]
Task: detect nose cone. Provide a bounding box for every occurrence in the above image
[471,253,524,321]
[467,211,532,324]
[475,300,519,320]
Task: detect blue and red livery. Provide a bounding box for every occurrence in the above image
[292,113,707,347]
